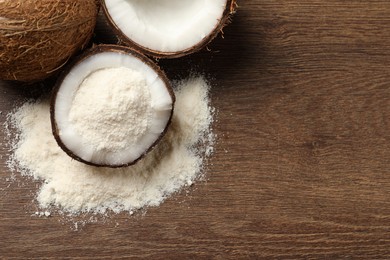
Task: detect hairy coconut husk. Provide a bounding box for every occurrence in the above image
[0,0,99,82]
[101,0,238,58]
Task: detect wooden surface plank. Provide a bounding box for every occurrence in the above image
[1,1,390,259]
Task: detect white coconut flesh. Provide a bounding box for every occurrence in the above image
[54,51,173,166]
[104,0,227,53]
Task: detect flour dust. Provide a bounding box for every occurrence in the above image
[4,76,215,218]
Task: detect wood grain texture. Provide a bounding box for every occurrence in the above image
[1,1,390,259]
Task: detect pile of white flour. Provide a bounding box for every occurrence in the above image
[5,76,214,215]
[68,67,152,152]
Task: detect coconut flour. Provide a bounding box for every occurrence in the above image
[5,76,214,215]
[68,67,152,152]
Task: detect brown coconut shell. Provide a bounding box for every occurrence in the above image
[0,0,99,82]
[51,44,175,168]
[101,0,238,59]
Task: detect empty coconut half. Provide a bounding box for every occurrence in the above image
[101,0,237,58]
[51,45,175,167]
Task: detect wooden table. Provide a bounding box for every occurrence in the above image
[1,1,389,258]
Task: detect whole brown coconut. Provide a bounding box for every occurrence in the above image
[0,0,99,82]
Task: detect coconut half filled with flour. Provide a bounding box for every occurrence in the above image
[101,0,237,58]
[51,45,175,167]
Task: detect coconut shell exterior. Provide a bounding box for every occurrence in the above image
[51,44,175,168]
[101,0,238,59]
[0,0,99,82]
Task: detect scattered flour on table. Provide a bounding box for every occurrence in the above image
[5,76,214,215]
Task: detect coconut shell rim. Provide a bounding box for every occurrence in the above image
[50,44,175,168]
[100,0,237,59]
